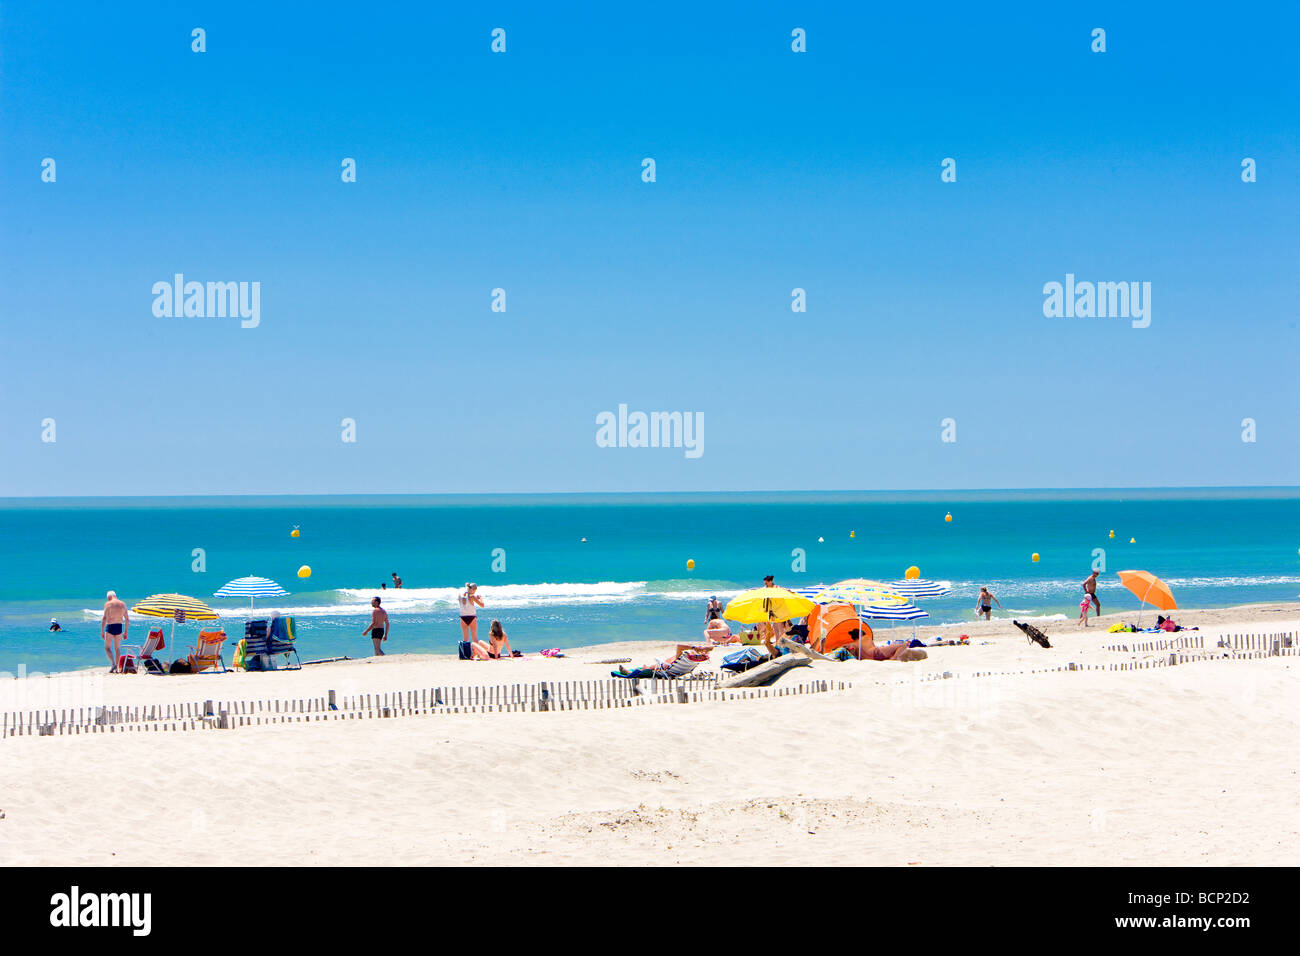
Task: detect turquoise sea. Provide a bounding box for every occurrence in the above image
[1,490,1298,674]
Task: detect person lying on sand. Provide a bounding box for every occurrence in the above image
[840,632,928,662]
[612,644,712,679]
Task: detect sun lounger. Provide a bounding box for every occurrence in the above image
[188,630,228,673]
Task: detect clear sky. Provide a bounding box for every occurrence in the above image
[2,2,1297,495]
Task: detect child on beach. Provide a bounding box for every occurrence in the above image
[1078,595,1092,626]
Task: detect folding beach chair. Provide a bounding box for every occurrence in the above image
[188,630,229,673]
[118,627,168,675]
[652,652,707,679]
[265,615,301,670]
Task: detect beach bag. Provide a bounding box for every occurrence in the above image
[169,659,192,675]
[117,654,136,675]
[141,657,167,676]
[458,641,472,660]
[233,638,248,670]
[721,647,764,673]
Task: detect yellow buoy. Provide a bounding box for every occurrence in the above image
[1130,537,1136,544]
[1031,553,1040,563]
[297,565,312,578]
[686,559,695,570]
[1108,530,1114,539]
[944,513,952,523]
[905,565,921,580]
[290,527,300,538]
[849,530,855,538]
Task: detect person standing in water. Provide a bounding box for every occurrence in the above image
[363,596,390,656]
[458,582,484,645]
[1082,570,1101,616]
[101,591,129,672]
[391,572,403,589]
[975,586,1002,621]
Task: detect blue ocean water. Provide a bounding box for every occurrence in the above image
[1,490,1297,674]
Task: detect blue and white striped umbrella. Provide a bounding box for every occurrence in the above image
[860,601,928,621]
[889,579,952,599]
[213,576,289,609]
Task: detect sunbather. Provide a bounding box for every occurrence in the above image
[612,644,712,679]
[840,632,928,662]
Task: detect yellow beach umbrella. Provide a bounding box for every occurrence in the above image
[813,579,907,606]
[131,593,220,650]
[723,587,816,624]
[131,594,220,621]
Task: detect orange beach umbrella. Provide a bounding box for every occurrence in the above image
[1116,570,1177,622]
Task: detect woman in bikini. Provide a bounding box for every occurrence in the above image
[486,619,514,658]
[458,582,484,646]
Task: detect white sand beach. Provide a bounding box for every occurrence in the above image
[2,603,1297,866]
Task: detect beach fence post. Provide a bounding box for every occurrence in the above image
[539,682,550,712]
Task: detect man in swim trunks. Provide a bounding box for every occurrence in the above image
[363,596,389,656]
[1082,570,1101,615]
[976,586,1001,621]
[101,591,129,672]
[391,572,403,589]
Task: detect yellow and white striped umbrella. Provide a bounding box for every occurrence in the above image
[130,593,220,621]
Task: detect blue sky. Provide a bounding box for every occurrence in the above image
[1,2,1297,495]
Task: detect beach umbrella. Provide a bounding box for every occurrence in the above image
[723,587,816,624]
[860,601,928,621]
[131,593,220,649]
[888,579,952,599]
[213,575,289,610]
[797,579,907,606]
[1116,570,1177,624]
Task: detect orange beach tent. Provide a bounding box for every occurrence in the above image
[807,602,872,654]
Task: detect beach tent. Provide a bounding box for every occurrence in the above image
[806,602,872,654]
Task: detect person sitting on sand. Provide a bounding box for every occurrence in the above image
[1156,614,1198,633]
[841,630,928,662]
[486,619,515,658]
[976,586,1001,621]
[704,617,737,644]
[612,644,712,679]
